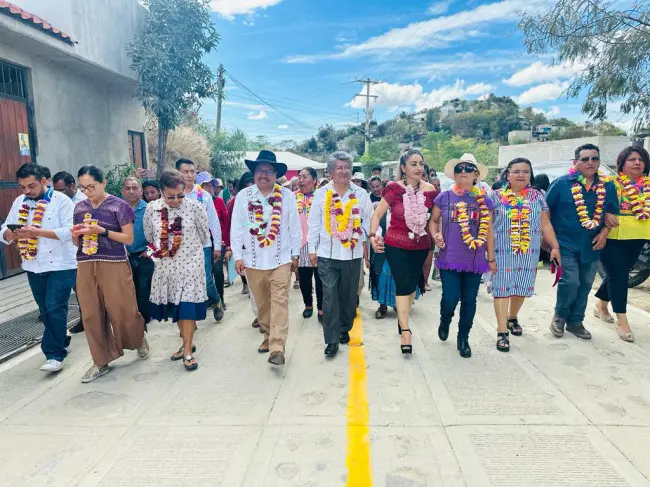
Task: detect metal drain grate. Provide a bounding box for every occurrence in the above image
[0,294,80,363]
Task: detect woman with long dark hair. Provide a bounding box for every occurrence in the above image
[72,165,147,383]
[489,158,561,352]
[370,149,438,354]
[593,145,650,342]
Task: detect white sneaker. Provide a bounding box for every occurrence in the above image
[40,359,63,373]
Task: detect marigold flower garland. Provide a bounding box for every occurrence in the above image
[16,190,51,260]
[80,213,99,255]
[500,188,531,254]
[324,190,362,249]
[295,191,313,215]
[146,207,182,261]
[617,174,650,220]
[248,184,283,247]
[568,167,609,230]
[451,184,490,250]
[402,185,429,240]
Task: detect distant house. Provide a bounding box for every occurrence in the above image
[0,0,146,277]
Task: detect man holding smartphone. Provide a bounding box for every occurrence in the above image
[0,163,77,373]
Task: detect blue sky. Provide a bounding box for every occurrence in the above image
[200,0,631,142]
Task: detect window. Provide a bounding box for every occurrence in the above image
[0,61,28,100]
[128,131,146,168]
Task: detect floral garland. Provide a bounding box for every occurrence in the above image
[451,184,490,250]
[295,191,313,216]
[617,174,650,220]
[500,188,531,254]
[248,184,283,247]
[81,213,99,255]
[194,184,204,203]
[568,167,609,230]
[402,185,429,240]
[146,207,182,261]
[324,189,362,249]
[16,189,52,260]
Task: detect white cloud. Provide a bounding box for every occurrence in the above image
[515,82,569,105]
[248,110,268,120]
[504,61,584,87]
[278,124,290,129]
[209,0,283,19]
[345,80,493,112]
[224,101,265,110]
[285,0,544,63]
[533,105,561,117]
[428,1,452,15]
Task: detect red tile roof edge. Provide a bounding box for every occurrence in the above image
[0,0,75,44]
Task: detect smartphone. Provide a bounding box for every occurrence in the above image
[6,224,24,232]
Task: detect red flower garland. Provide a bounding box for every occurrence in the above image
[147,207,182,260]
[248,184,283,247]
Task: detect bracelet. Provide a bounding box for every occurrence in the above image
[488,259,496,263]
[103,228,110,238]
[369,233,376,238]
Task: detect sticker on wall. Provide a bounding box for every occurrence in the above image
[18,133,30,156]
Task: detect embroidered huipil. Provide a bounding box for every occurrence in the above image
[307,182,373,261]
[230,185,302,270]
[296,191,315,267]
[0,189,76,273]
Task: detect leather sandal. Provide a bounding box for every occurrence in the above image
[183,355,198,371]
[400,328,413,354]
[496,332,510,352]
[171,345,196,361]
[507,318,522,336]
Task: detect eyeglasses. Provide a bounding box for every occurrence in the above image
[78,185,97,193]
[454,165,477,174]
[579,156,600,162]
[163,193,185,200]
[255,169,275,176]
[509,170,531,176]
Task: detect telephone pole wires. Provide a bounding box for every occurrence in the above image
[354,78,379,154]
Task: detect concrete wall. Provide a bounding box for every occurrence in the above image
[499,136,633,168]
[0,41,145,175]
[8,0,144,79]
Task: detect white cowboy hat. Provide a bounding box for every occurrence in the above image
[351,172,368,189]
[443,153,489,181]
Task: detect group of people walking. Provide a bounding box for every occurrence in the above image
[1,141,648,382]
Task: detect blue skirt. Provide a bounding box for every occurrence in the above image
[149,301,207,323]
[371,260,420,308]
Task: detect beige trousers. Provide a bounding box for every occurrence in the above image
[246,263,292,354]
[76,261,145,367]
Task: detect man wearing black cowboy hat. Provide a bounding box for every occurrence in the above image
[231,150,302,366]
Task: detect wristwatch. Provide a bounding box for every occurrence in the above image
[103,228,110,237]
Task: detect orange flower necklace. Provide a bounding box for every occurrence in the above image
[500,188,531,254]
[451,184,490,250]
[617,174,650,220]
[16,188,52,260]
[568,168,609,230]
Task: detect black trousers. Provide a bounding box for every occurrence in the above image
[298,266,323,309]
[212,245,226,305]
[595,239,646,313]
[129,253,154,326]
[318,257,361,344]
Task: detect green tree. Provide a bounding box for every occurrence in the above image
[248,135,272,150]
[520,0,650,130]
[425,109,440,132]
[547,126,598,141]
[206,128,248,179]
[128,0,219,178]
[596,121,627,136]
[360,137,400,173]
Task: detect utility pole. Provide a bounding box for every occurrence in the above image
[354,78,379,154]
[216,64,225,134]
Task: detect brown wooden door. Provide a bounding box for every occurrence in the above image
[0,98,32,276]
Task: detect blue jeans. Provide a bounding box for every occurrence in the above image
[27,269,76,361]
[439,269,482,337]
[555,250,599,324]
[203,247,220,306]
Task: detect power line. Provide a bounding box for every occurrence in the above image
[354,78,380,153]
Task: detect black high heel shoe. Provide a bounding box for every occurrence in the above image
[400,328,413,354]
[457,335,471,358]
[438,322,449,341]
[397,323,402,335]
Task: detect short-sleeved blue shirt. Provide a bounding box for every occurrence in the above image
[546,173,619,262]
[126,199,148,254]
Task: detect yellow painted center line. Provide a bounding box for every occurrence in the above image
[346,309,373,486]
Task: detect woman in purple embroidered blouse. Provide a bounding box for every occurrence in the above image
[428,154,496,359]
[72,165,147,384]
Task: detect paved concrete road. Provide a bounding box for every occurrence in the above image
[1,271,650,487]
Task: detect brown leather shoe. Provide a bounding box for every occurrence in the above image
[268,351,285,365]
[258,339,269,353]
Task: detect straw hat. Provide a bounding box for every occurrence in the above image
[443,153,488,181]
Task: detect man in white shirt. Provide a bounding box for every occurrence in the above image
[308,151,373,358]
[0,163,77,373]
[52,171,87,204]
[232,151,302,366]
[175,158,224,322]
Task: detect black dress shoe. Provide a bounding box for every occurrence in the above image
[303,308,313,319]
[69,321,84,334]
[457,335,472,358]
[324,343,339,357]
[438,323,449,341]
[339,331,350,344]
[213,304,224,322]
[318,313,323,323]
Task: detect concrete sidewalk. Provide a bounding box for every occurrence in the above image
[1,271,650,486]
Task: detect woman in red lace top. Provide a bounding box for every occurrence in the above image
[369,149,438,354]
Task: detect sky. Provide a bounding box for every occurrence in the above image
[200,0,633,143]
